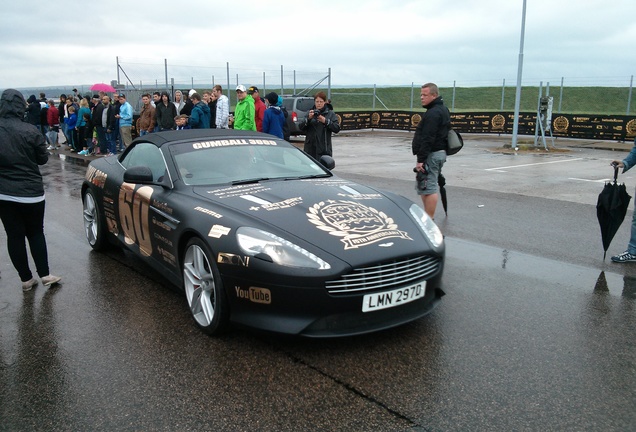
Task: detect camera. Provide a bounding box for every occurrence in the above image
[312,108,323,118]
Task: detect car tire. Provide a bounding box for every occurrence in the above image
[182,238,229,335]
[83,189,108,251]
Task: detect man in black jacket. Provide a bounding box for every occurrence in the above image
[411,83,450,219]
[92,95,117,155]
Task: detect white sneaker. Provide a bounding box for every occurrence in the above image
[22,278,38,291]
[41,274,62,287]
[47,145,55,150]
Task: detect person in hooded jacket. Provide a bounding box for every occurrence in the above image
[173,90,185,115]
[299,91,340,160]
[188,93,210,129]
[276,95,290,142]
[262,92,285,139]
[25,94,41,127]
[0,89,62,291]
[155,91,177,131]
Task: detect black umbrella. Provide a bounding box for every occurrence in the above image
[438,173,448,215]
[597,165,631,259]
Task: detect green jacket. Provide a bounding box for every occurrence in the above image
[234,96,256,131]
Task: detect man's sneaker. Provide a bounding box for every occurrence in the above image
[22,278,38,291]
[611,251,636,263]
[78,149,89,156]
[47,145,55,150]
[41,275,62,287]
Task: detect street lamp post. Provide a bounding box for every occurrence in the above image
[511,0,527,150]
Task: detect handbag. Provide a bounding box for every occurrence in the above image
[447,128,463,155]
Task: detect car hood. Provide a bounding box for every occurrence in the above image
[193,177,437,265]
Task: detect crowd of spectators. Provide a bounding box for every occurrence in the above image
[23,84,297,157]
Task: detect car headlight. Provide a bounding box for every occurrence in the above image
[237,227,331,270]
[409,204,444,248]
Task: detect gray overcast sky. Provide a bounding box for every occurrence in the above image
[2,0,635,89]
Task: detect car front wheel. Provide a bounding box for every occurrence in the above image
[182,238,229,335]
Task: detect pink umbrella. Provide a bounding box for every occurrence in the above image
[90,83,116,93]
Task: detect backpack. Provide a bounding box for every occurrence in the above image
[447,128,463,155]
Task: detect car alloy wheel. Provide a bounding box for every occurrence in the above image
[83,190,106,251]
[182,238,229,334]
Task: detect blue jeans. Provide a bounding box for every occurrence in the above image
[628,208,636,254]
[105,130,117,154]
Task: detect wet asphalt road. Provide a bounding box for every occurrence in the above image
[0,134,635,431]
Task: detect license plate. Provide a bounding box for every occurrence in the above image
[362,281,426,312]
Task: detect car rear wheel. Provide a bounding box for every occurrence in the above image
[83,189,107,251]
[182,238,229,335]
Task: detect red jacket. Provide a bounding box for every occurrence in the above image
[254,97,265,132]
[47,105,59,127]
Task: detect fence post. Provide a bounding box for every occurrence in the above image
[627,75,633,115]
[373,84,376,110]
[164,59,168,91]
[558,77,564,113]
[501,78,505,110]
[280,65,284,95]
[327,67,332,101]
[534,81,543,146]
[226,62,230,99]
[410,82,414,110]
[452,81,456,112]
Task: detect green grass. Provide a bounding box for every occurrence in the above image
[305,86,636,115]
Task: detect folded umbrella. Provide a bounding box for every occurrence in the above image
[438,173,448,215]
[597,165,631,259]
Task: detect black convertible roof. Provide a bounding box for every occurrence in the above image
[134,129,281,147]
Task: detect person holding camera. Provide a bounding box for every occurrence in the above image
[300,91,340,160]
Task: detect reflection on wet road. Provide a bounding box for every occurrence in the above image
[0,150,634,430]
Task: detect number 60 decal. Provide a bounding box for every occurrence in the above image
[119,183,154,257]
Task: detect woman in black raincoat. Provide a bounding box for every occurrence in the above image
[0,89,61,290]
[299,91,340,160]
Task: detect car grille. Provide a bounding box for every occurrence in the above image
[325,255,441,295]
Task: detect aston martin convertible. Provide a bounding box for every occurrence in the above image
[81,129,445,337]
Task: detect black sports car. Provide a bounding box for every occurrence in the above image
[81,129,445,337]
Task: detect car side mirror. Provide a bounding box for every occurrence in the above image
[123,166,154,184]
[319,155,335,170]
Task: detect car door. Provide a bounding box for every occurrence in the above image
[117,143,181,275]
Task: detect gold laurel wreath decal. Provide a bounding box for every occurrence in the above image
[307,201,397,237]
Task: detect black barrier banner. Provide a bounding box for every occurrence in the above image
[336,111,636,142]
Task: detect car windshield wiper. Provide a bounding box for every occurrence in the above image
[231,177,270,185]
[285,173,332,180]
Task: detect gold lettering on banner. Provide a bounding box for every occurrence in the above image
[491,115,505,130]
[553,116,569,133]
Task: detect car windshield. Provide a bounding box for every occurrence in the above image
[171,138,331,186]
